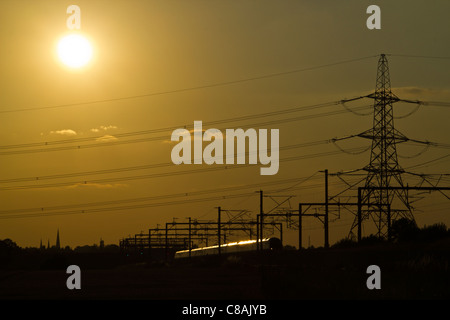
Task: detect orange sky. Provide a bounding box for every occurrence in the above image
[0,0,449,248]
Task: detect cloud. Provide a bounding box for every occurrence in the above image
[392,86,450,100]
[101,125,118,130]
[163,127,225,144]
[66,183,128,189]
[91,125,118,133]
[50,129,77,136]
[96,135,118,142]
[31,182,128,191]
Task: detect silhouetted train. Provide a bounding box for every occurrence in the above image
[174,237,282,259]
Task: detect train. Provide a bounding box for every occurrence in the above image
[174,237,282,259]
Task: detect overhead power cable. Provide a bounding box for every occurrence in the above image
[0,139,329,184]
[0,55,379,114]
[405,154,450,170]
[398,99,450,108]
[0,175,361,220]
[0,100,369,154]
[333,131,450,151]
[387,54,450,60]
[0,146,369,191]
[0,175,320,215]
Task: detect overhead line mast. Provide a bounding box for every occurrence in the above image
[349,54,413,239]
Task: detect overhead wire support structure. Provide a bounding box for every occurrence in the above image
[298,54,450,244]
[257,190,295,251]
[349,54,414,239]
[356,186,450,242]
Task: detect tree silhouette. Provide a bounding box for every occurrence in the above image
[419,222,449,242]
[390,218,419,242]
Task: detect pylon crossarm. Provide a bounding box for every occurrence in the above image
[366,92,400,103]
[356,129,409,142]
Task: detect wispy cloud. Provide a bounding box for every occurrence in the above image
[392,86,450,100]
[27,182,129,191]
[66,182,128,189]
[96,134,118,142]
[91,125,118,133]
[50,129,77,136]
[163,127,225,144]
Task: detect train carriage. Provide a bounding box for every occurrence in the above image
[174,237,282,259]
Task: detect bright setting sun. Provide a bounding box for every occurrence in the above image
[57,34,93,68]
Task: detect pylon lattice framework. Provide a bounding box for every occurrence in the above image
[349,54,413,239]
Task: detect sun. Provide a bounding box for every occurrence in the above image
[57,34,93,68]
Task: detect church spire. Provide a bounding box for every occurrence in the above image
[56,229,60,250]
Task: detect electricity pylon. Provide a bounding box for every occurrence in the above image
[349,54,413,239]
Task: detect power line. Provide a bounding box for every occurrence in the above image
[394,103,421,119]
[1,99,446,156]
[332,131,450,151]
[0,106,371,155]
[398,99,450,108]
[0,176,318,215]
[0,173,361,220]
[0,193,255,220]
[4,128,445,188]
[267,171,320,193]
[397,144,430,159]
[405,154,450,170]
[421,101,450,108]
[0,55,379,114]
[0,100,337,149]
[388,54,450,60]
[0,140,329,184]
[0,100,367,154]
[0,146,369,191]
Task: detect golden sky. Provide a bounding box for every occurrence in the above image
[0,0,449,248]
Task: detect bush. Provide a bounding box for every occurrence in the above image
[419,223,449,242]
[332,238,357,248]
[0,238,21,256]
[360,234,386,246]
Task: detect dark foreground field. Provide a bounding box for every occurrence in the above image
[0,240,449,300]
